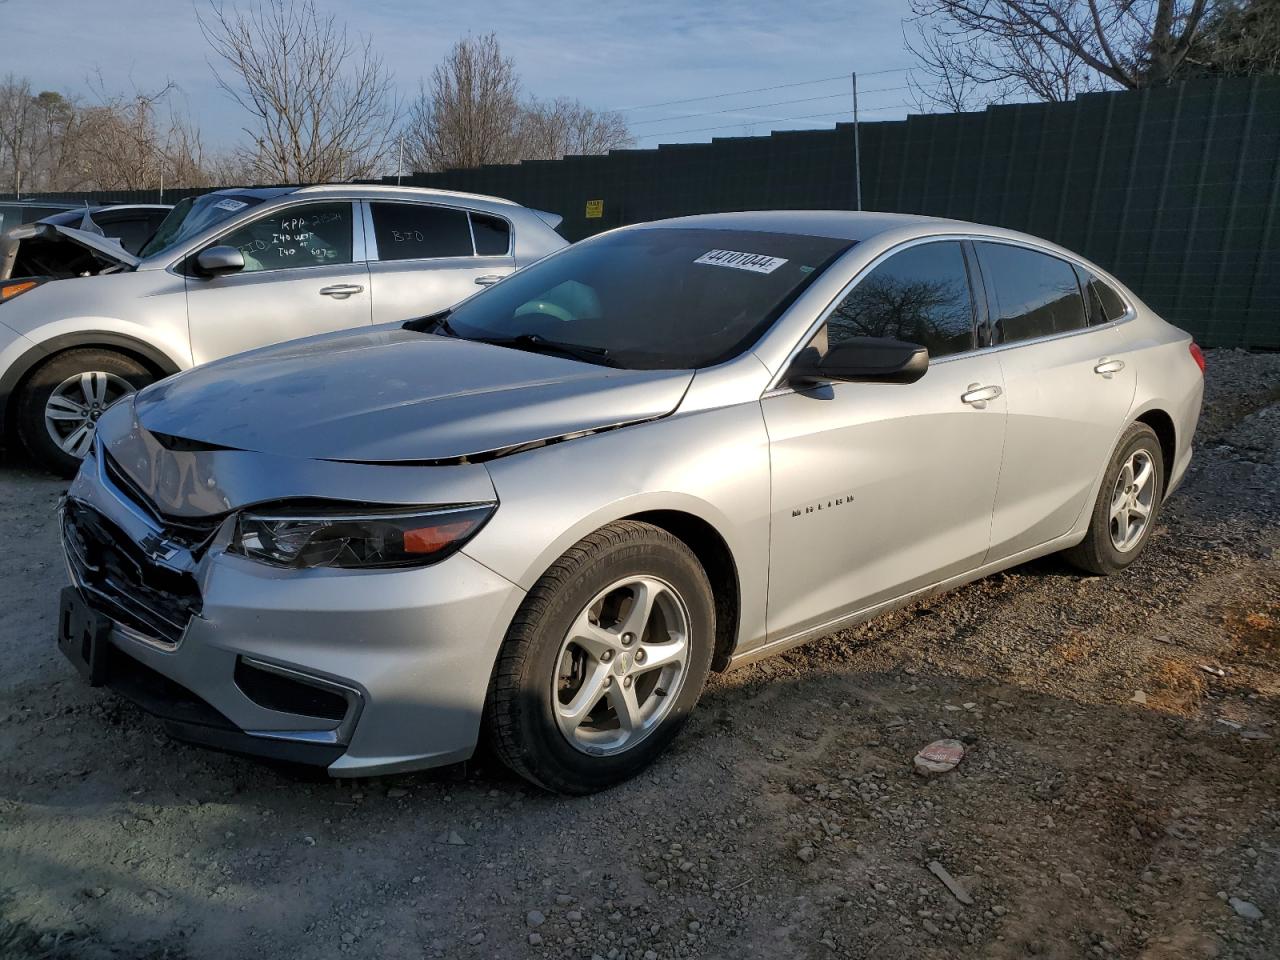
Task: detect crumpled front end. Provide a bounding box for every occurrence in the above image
[58,402,527,775]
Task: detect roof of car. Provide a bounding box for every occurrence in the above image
[632,210,967,242]
[292,183,521,207]
[208,186,297,200]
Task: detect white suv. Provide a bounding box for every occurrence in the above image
[0,184,566,474]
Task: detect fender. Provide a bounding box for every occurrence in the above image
[0,331,185,434]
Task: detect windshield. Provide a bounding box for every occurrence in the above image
[443,227,853,370]
[138,193,266,258]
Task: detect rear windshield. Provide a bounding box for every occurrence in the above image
[445,227,853,369]
[139,193,266,258]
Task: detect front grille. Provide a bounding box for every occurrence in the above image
[102,451,225,548]
[62,500,202,646]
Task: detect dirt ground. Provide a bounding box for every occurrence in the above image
[1,350,1277,960]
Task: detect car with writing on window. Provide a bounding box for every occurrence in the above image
[57,211,1204,794]
[0,185,565,474]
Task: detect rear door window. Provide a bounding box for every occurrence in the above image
[218,202,354,273]
[370,202,474,260]
[978,242,1088,344]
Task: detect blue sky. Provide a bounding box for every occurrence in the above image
[5,0,917,152]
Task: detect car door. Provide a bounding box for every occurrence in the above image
[762,240,1007,642]
[184,200,372,364]
[976,241,1137,560]
[364,201,517,323]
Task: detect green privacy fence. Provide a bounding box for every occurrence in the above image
[4,76,1277,347]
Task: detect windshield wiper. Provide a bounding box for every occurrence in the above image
[478,333,617,367]
[403,310,457,336]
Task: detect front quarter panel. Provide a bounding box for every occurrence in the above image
[465,401,772,656]
[0,269,192,369]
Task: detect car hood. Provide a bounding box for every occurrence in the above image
[0,222,138,281]
[43,223,139,267]
[133,326,694,463]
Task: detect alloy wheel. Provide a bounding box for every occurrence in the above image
[553,576,691,757]
[43,371,135,458]
[1109,449,1156,552]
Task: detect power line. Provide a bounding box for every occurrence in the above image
[627,85,911,128]
[618,68,909,113]
[634,102,915,141]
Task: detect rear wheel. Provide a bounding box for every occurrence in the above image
[1064,422,1165,575]
[15,348,152,477]
[485,521,715,794]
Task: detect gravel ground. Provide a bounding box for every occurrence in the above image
[1,349,1277,960]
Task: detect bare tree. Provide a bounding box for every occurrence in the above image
[404,34,632,172]
[199,0,398,182]
[404,34,524,172]
[906,0,1214,110]
[519,97,633,160]
[73,82,174,190]
[0,76,40,194]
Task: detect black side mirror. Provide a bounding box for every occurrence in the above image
[787,336,929,386]
[194,245,245,277]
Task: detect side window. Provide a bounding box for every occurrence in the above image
[471,212,511,255]
[100,216,156,255]
[1089,276,1128,323]
[219,203,353,273]
[370,202,473,260]
[978,243,1087,343]
[824,240,975,359]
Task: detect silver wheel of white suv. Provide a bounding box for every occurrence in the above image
[16,347,154,477]
[44,371,136,458]
[553,575,692,757]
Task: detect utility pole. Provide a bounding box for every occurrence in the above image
[397,135,405,186]
[851,71,863,211]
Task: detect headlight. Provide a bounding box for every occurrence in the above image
[230,503,495,569]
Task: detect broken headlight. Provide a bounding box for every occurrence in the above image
[231,503,495,569]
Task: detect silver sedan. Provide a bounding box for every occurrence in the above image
[58,211,1204,794]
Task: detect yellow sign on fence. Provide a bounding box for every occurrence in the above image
[585,199,603,219]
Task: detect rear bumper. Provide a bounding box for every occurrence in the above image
[61,445,527,777]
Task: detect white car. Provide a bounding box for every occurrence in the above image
[0,184,566,473]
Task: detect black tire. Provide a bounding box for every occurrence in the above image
[1063,422,1165,576]
[485,520,715,795]
[15,348,153,477]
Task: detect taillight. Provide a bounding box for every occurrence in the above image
[1189,342,1205,374]
[0,280,39,302]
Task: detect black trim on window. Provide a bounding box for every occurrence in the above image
[961,239,991,349]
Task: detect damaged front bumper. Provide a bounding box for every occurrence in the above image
[58,421,527,776]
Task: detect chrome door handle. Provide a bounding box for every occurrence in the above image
[474,275,504,286]
[961,383,1002,408]
[319,284,364,298]
[1094,358,1125,377]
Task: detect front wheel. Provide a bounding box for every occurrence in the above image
[15,348,152,477]
[1063,422,1165,576]
[485,521,715,795]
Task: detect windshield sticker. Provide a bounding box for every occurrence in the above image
[694,249,788,274]
[212,198,249,213]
